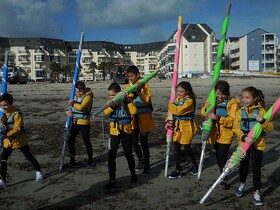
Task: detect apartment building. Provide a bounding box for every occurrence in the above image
[158,23,215,77]
[226,28,279,72]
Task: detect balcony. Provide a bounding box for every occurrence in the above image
[18,50,30,55]
[18,57,30,63]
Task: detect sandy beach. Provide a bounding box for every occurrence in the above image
[0,76,280,210]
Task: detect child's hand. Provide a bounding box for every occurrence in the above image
[205,101,211,108]
[256,115,265,124]
[69,100,74,106]
[244,136,253,144]
[65,110,73,117]
[110,103,118,109]
[208,113,219,121]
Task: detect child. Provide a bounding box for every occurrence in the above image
[0,93,44,189]
[65,81,94,167]
[233,87,273,206]
[103,83,137,188]
[201,80,240,189]
[125,65,156,175]
[166,81,198,179]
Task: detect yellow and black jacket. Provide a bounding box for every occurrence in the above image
[71,88,93,125]
[168,96,197,144]
[104,101,137,136]
[233,104,273,151]
[3,106,28,149]
[201,96,240,144]
[125,82,155,133]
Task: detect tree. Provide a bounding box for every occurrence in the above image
[98,61,114,80]
[49,62,61,81]
[61,64,72,82]
[89,61,97,81]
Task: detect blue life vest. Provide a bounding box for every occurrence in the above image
[173,98,195,120]
[216,98,229,117]
[133,95,153,114]
[240,107,265,136]
[109,103,132,125]
[7,111,26,133]
[72,95,91,119]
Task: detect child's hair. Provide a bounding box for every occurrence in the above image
[0,93,13,105]
[215,80,230,96]
[126,65,140,74]
[243,86,265,108]
[108,82,121,93]
[177,81,196,103]
[75,81,86,90]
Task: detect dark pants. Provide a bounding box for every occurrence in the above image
[108,132,135,180]
[0,145,41,181]
[68,123,93,163]
[239,147,263,191]
[174,141,197,171]
[132,128,150,169]
[214,142,231,174]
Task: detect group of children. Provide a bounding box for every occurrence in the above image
[0,65,275,206]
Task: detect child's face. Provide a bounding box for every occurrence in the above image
[0,100,12,113]
[176,86,188,99]
[216,89,228,103]
[127,72,140,84]
[75,88,85,98]
[242,90,254,108]
[108,90,117,100]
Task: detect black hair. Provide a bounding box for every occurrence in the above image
[215,80,230,96]
[75,81,86,90]
[0,93,13,105]
[126,65,140,74]
[243,86,265,108]
[108,82,121,92]
[177,81,196,106]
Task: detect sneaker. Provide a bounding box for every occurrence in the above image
[218,180,228,189]
[141,168,149,176]
[253,190,263,206]
[104,180,116,189]
[87,160,96,168]
[0,179,6,189]
[168,171,181,179]
[191,164,198,176]
[235,182,246,197]
[35,171,44,182]
[131,174,138,183]
[135,161,144,172]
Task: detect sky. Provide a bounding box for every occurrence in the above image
[0,0,280,44]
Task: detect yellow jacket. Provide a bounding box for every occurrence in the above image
[233,104,273,151]
[71,88,93,125]
[201,96,240,144]
[104,102,137,136]
[125,82,155,133]
[3,106,28,149]
[168,96,197,144]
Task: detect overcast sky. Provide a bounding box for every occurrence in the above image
[0,0,279,44]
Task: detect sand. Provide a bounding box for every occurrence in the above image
[0,76,280,210]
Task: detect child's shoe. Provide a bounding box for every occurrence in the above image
[0,179,6,189]
[104,180,116,189]
[218,180,228,189]
[235,182,246,197]
[191,164,198,176]
[135,160,144,172]
[253,190,263,206]
[131,174,138,183]
[168,170,181,179]
[35,171,44,182]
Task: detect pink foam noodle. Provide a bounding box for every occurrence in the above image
[164,16,183,177]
